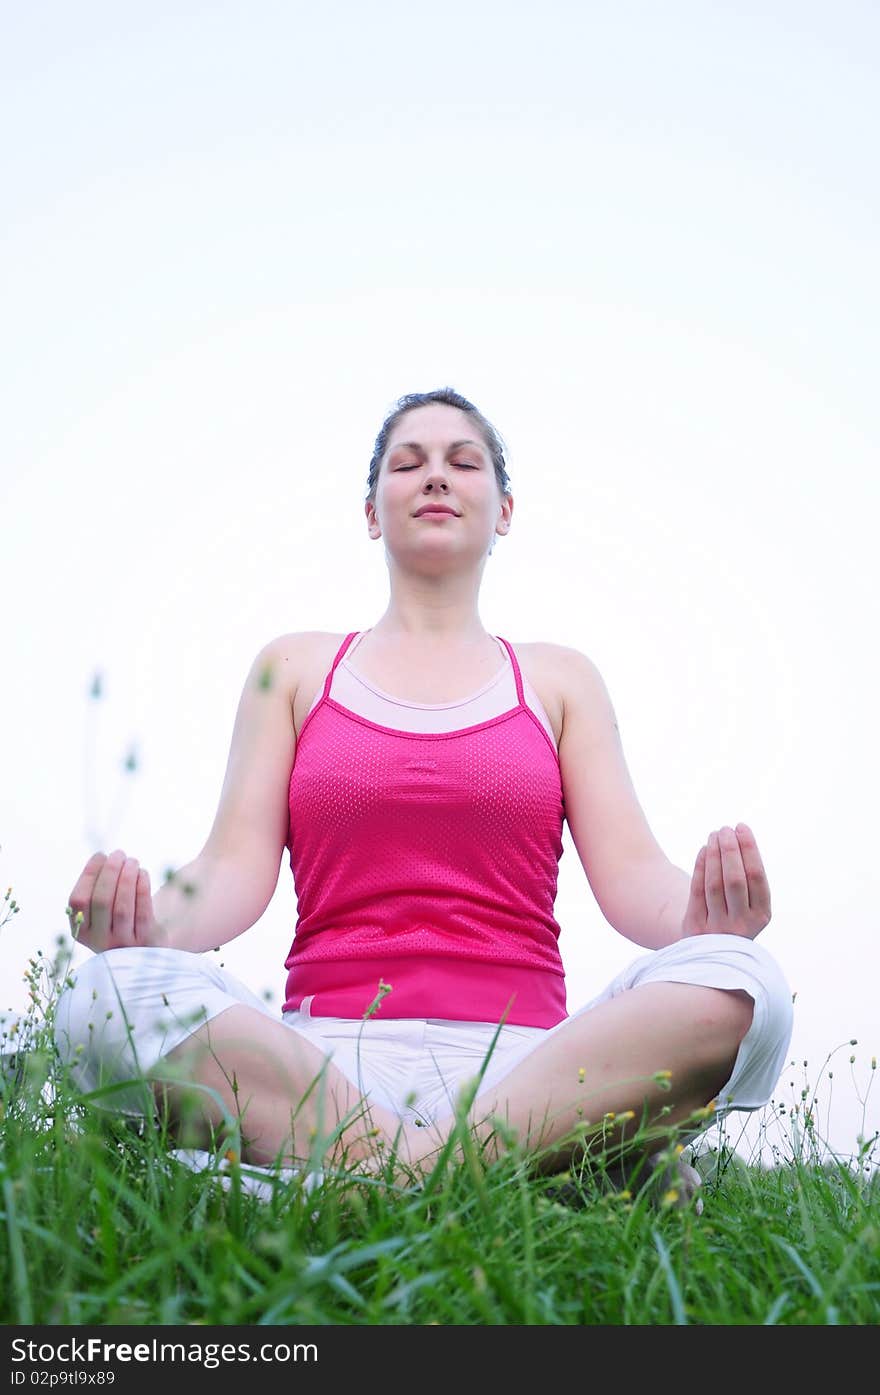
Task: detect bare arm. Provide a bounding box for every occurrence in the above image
[555,648,770,948]
[66,635,301,954]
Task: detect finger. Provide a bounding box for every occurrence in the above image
[110,856,141,945]
[703,831,727,924]
[88,849,129,944]
[690,844,709,923]
[735,822,771,916]
[717,825,749,916]
[134,867,153,942]
[67,852,109,940]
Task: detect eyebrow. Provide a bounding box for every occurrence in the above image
[388,439,487,458]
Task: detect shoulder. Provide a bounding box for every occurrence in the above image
[248,636,351,708]
[511,640,598,671]
[255,630,350,668]
[509,640,609,711]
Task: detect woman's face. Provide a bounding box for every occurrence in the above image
[365,405,512,563]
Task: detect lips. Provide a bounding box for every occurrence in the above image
[415,506,458,517]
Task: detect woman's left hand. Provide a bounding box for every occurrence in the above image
[681,822,771,940]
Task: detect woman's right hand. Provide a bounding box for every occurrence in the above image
[66,850,169,953]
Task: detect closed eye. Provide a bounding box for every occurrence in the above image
[395,463,477,471]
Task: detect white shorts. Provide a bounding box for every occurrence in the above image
[53,934,793,1128]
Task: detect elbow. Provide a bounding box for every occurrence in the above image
[595,855,689,949]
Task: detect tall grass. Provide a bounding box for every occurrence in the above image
[1,902,878,1328]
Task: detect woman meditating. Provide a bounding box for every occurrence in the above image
[56,387,794,1197]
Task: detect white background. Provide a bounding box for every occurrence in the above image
[2,2,878,1163]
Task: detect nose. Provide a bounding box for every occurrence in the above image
[422,462,450,492]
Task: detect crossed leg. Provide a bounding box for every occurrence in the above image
[149,1004,406,1168]
[406,981,753,1171]
[149,982,753,1177]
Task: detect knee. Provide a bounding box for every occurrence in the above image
[53,953,118,1060]
[715,937,795,1058]
[688,985,755,1067]
[52,949,148,1087]
[662,935,794,1061]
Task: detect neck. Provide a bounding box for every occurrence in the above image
[370,594,493,647]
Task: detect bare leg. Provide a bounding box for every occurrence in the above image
[145,984,753,1185]
[405,983,754,1173]
[148,1005,405,1170]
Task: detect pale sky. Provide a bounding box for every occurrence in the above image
[2,2,878,1164]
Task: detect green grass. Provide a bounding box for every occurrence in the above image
[2,925,879,1327]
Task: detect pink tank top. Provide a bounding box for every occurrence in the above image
[284,633,568,1026]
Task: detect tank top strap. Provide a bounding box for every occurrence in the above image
[320,632,360,702]
[321,633,528,716]
[496,636,526,708]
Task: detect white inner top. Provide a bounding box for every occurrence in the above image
[306,631,557,744]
